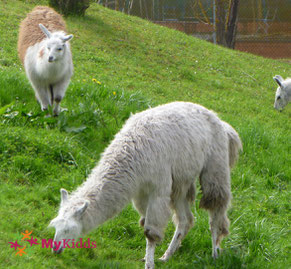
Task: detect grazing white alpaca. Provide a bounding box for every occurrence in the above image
[18,6,73,116]
[49,102,242,268]
[273,75,291,111]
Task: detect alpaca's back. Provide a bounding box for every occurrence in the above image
[103,102,229,187]
[18,6,67,64]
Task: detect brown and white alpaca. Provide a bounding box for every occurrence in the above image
[18,6,73,115]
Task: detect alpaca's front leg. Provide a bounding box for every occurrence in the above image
[53,97,61,116]
[159,227,183,262]
[33,84,51,111]
[160,198,194,262]
[52,78,70,116]
[145,239,156,269]
[143,195,171,268]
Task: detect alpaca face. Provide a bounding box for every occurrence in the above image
[49,189,89,253]
[274,86,288,111]
[46,37,66,63]
[38,24,73,63]
[49,216,82,253]
[273,75,290,111]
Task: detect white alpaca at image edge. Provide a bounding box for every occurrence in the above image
[273,75,291,111]
[49,102,242,269]
[18,6,73,116]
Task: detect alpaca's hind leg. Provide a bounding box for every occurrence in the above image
[209,207,230,259]
[159,197,194,261]
[199,155,231,258]
[143,196,171,269]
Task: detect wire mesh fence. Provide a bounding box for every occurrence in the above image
[97,0,291,59]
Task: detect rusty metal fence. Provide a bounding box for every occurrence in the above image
[97,0,291,59]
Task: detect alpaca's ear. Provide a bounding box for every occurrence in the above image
[60,188,68,204]
[39,24,51,38]
[62,34,73,42]
[74,201,89,218]
[273,75,284,87]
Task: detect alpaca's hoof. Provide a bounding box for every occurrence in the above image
[53,107,67,117]
[140,257,145,262]
[158,256,168,262]
[212,247,220,259]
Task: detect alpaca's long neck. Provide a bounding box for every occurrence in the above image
[78,162,137,234]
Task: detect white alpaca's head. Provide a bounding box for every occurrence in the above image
[49,189,89,253]
[273,75,290,111]
[39,24,73,63]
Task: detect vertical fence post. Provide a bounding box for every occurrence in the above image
[213,0,216,44]
[153,0,159,20]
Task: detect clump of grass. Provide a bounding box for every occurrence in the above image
[0,70,151,153]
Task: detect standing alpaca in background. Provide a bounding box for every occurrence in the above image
[273,75,291,111]
[18,6,73,116]
[49,102,242,269]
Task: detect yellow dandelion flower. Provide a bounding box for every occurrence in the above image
[113,91,116,95]
[92,78,97,83]
[97,81,101,85]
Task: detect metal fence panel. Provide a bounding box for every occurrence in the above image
[98,0,291,59]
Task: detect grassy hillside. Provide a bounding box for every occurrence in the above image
[0,1,290,268]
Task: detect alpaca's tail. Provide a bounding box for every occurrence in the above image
[222,121,243,168]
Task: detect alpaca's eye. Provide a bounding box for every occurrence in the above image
[47,47,51,50]
[57,48,63,51]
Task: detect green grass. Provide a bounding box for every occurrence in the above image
[0,0,290,268]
